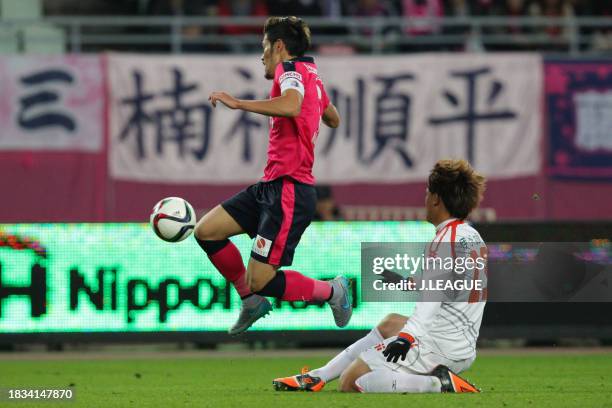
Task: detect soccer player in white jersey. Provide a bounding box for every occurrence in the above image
[273,159,487,393]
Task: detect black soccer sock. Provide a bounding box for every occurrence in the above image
[195,237,229,256]
[255,270,287,299]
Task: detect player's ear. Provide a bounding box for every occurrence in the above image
[432,193,442,207]
[275,39,284,53]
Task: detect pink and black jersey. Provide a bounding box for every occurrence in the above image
[263,56,330,185]
[221,57,328,267]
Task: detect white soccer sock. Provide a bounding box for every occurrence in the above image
[354,370,442,393]
[310,328,383,382]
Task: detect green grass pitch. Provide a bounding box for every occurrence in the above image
[2,351,611,407]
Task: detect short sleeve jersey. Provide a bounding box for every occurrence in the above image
[263,56,330,185]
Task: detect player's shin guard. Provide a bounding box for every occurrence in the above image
[196,238,251,298]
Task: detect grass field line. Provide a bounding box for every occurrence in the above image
[1,346,611,361]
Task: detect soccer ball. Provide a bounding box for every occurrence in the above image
[150,197,196,242]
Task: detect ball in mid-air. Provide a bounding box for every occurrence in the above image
[150,197,196,242]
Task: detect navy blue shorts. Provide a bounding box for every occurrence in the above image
[221,177,316,267]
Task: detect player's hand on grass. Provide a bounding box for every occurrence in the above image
[383,333,415,363]
[209,91,241,109]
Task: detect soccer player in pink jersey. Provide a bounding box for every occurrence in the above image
[196,16,350,335]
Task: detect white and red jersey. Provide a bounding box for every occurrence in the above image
[263,56,330,185]
[401,218,488,360]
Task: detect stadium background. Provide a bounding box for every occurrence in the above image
[1,1,612,406]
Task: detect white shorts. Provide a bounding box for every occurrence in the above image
[360,337,475,375]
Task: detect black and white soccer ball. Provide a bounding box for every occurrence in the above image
[150,197,196,242]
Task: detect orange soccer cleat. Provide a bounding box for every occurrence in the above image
[272,367,326,392]
[431,365,481,393]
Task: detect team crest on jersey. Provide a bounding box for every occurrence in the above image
[252,235,272,257]
[374,343,385,351]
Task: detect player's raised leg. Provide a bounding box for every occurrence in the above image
[247,258,352,328]
[244,177,352,328]
[194,204,272,335]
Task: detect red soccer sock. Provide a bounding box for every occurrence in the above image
[208,241,251,298]
[282,270,332,302]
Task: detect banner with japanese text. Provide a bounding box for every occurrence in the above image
[0,55,104,152]
[108,54,542,183]
[545,60,612,180]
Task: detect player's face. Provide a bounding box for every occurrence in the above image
[261,34,278,80]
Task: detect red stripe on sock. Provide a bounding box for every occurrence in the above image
[209,241,250,297]
[269,178,295,265]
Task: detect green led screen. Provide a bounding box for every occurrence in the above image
[0,222,434,333]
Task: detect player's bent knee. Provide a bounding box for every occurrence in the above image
[194,205,241,241]
[353,375,367,393]
[194,222,212,241]
[339,358,372,392]
[194,214,221,241]
[194,224,226,242]
[377,313,408,339]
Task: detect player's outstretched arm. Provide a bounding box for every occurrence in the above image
[322,103,340,128]
[208,89,303,118]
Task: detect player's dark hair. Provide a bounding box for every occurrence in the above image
[427,159,486,220]
[263,16,311,57]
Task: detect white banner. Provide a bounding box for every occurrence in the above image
[109,53,542,183]
[0,56,103,152]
